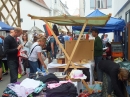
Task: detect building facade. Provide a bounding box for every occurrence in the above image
[81,0,112,16]
[112,0,130,59]
[45,0,70,16]
[45,0,71,32]
[20,0,50,30]
[113,0,130,22]
[79,0,85,16]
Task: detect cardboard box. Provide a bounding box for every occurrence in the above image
[57,58,65,64]
[65,40,94,63]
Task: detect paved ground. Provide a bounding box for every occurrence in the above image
[0,73,26,95]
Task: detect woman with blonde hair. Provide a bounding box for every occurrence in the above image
[98,60,129,97]
[28,37,47,73]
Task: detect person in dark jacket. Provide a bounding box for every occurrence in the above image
[98,60,129,97]
[4,28,23,83]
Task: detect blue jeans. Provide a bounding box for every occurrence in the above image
[28,60,39,73]
[50,48,58,59]
[94,56,103,81]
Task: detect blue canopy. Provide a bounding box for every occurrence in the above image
[0,21,14,31]
[72,9,126,33]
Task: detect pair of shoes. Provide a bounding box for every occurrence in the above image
[18,74,22,79]
[3,72,8,75]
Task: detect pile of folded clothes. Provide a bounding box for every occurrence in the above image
[2,78,46,97]
[2,73,78,97]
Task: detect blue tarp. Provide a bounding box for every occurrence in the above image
[0,21,14,30]
[72,9,126,33]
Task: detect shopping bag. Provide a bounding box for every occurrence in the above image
[17,49,28,59]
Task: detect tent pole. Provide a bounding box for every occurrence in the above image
[44,20,70,60]
[44,21,77,70]
[88,26,92,34]
[65,26,69,32]
[64,20,88,72]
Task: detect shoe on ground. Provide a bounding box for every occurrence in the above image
[3,72,8,75]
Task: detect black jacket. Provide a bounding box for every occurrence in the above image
[98,60,124,97]
[46,82,77,97]
[4,35,18,60]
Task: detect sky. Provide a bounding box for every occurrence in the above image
[61,0,79,15]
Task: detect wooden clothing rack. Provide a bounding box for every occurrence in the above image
[28,14,111,94]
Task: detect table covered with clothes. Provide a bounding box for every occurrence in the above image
[2,73,78,97]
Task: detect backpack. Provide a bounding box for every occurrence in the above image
[0,42,5,59]
[46,37,57,52]
[58,36,64,44]
[46,37,51,52]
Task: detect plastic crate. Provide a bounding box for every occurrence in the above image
[112,52,123,57]
[112,48,123,52]
[111,44,123,52]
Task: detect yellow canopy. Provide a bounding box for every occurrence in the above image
[28,14,111,26]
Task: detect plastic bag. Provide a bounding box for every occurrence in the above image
[17,49,28,59]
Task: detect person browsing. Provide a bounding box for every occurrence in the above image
[4,27,23,83]
[28,37,47,73]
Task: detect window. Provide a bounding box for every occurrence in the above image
[107,0,112,8]
[90,0,112,9]
[96,0,107,9]
[125,10,130,23]
[90,0,95,9]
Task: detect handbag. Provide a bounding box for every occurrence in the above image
[28,45,39,67]
[17,49,28,59]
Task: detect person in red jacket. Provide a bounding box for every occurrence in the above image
[105,42,112,60]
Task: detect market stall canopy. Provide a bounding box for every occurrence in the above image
[0,21,14,31]
[72,9,126,33]
[28,14,111,26]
